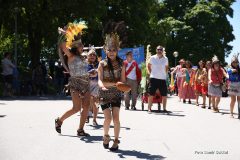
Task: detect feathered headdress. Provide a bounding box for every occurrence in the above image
[65,22,87,49]
[57,21,87,71]
[87,45,97,56]
[212,55,219,64]
[231,53,239,64]
[58,21,87,49]
[104,33,120,51]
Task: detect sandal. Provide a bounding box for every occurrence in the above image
[77,129,90,137]
[103,135,111,149]
[93,120,98,126]
[109,139,120,151]
[86,116,90,123]
[201,105,206,109]
[55,118,62,134]
[213,107,219,113]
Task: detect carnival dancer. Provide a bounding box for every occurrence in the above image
[98,33,126,151]
[55,22,91,136]
[180,60,196,104]
[171,59,185,101]
[194,60,207,107]
[87,48,99,125]
[208,55,227,113]
[227,54,240,118]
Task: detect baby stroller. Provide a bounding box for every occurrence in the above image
[140,77,162,111]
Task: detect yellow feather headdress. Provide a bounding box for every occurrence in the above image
[64,22,87,49]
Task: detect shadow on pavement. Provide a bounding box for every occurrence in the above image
[80,135,103,143]
[87,124,131,130]
[115,149,166,159]
[77,115,105,119]
[149,110,185,117]
[0,103,6,105]
[60,134,103,143]
[0,115,7,118]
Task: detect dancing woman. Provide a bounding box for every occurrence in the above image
[180,60,196,104]
[206,61,212,109]
[98,33,126,151]
[208,56,227,113]
[171,59,185,101]
[87,49,99,125]
[55,22,91,136]
[194,60,207,107]
[227,54,240,118]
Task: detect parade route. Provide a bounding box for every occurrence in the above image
[0,96,240,160]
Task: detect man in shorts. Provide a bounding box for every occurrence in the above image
[147,45,169,113]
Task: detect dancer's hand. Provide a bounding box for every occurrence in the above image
[88,69,97,75]
[101,86,108,91]
[232,69,237,73]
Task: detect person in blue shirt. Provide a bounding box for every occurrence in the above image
[227,54,240,119]
[87,49,99,125]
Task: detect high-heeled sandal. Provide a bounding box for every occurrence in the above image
[93,120,98,126]
[109,139,120,151]
[77,129,90,137]
[103,135,111,149]
[86,116,90,123]
[55,118,62,133]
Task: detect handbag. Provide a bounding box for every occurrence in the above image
[220,82,227,93]
[215,70,226,92]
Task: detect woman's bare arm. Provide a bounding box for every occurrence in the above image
[59,42,74,59]
[121,64,126,83]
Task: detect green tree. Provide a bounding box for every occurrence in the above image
[153,0,235,65]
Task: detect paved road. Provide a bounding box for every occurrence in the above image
[0,95,240,160]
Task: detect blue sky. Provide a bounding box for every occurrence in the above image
[226,1,240,63]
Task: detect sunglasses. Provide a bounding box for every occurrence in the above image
[157,48,163,51]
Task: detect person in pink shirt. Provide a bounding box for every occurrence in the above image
[171,59,185,101]
[180,60,196,104]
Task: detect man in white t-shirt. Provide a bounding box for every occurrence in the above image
[147,45,168,113]
[1,52,15,96]
[124,51,141,110]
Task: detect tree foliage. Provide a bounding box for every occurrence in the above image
[0,0,236,67]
